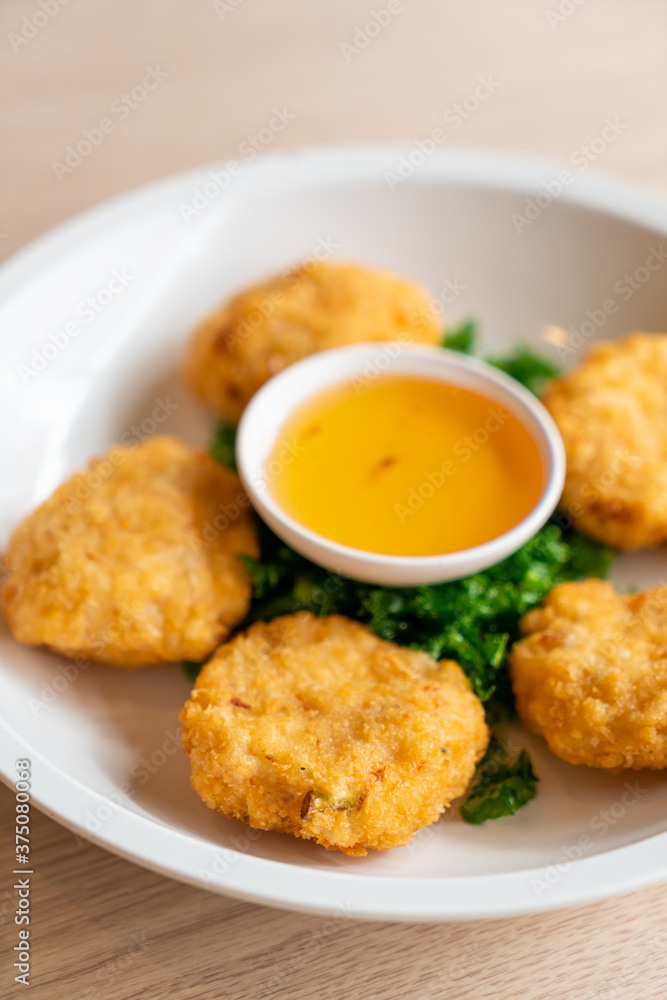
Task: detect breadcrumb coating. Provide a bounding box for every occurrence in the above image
[543,332,667,549]
[183,260,440,422]
[510,579,667,770]
[1,436,258,668]
[180,613,488,855]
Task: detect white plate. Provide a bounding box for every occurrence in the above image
[1,145,667,922]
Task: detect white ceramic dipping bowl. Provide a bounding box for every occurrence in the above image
[236,343,565,586]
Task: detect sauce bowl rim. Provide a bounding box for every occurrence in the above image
[236,342,566,585]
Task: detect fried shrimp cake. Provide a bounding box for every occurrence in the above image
[543,332,667,549]
[180,613,488,855]
[1,436,258,668]
[183,260,440,422]
[510,579,667,770]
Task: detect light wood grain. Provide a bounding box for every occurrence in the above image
[2,1,667,997]
[2,782,667,1000]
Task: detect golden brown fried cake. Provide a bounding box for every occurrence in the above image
[180,613,488,855]
[510,579,667,770]
[1,436,258,668]
[183,260,440,422]
[543,332,667,549]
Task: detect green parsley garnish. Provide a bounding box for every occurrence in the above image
[486,346,561,396]
[442,317,561,395]
[239,519,614,707]
[442,318,478,354]
[182,659,205,683]
[459,736,539,824]
[209,422,238,471]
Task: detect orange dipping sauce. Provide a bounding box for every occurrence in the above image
[268,375,544,557]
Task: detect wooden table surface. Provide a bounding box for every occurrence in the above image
[1,1,667,996]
